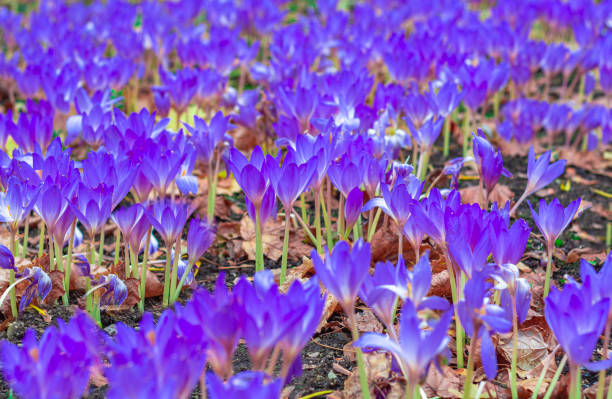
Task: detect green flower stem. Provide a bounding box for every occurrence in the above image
[38,222,45,258]
[493,90,501,121]
[542,355,568,399]
[124,241,131,278]
[280,210,291,284]
[314,188,323,254]
[397,231,403,259]
[255,210,264,272]
[444,249,463,368]
[21,217,29,258]
[63,220,76,306]
[597,321,610,399]
[139,227,153,313]
[129,248,138,280]
[48,235,55,271]
[510,294,519,399]
[462,107,471,157]
[338,195,345,239]
[569,363,581,399]
[8,269,17,318]
[418,150,430,181]
[85,276,92,314]
[367,208,382,242]
[169,236,181,305]
[544,246,554,298]
[349,312,372,399]
[172,258,194,303]
[325,178,333,246]
[462,330,478,399]
[113,228,120,265]
[353,216,361,241]
[300,194,308,227]
[54,242,64,273]
[319,189,333,249]
[98,228,105,267]
[162,244,172,307]
[443,116,451,157]
[292,210,318,247]
[9,231,17,317]
[405,380,417,399]
[531,345,560,399]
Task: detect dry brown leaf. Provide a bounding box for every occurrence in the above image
[570,224,601,243]
[278,256,313,291]
[423,364,463,398]
[565,167,598,186]
[565,247,602,264]
[429,270,452,300]
[240,216,312,262]
[217,221,241,241]
[499,327,548,372]
[119,277,141,309]
[216,177,243,195]
[316,292,340,333]
[459,184,515,207]
[44,270,66,306]
[355,308,384,334]
[585,375,610,399]
[342,352,391,399]
[557,147,612,176]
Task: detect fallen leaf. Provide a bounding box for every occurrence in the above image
[240,216,312,262]
[423,364,463,398]
[565,247,602,264]
[499,327,548,372]
[118,277,140,309]
[428,270,452,300]
[43,270,66,306]
[341,352,391,399]
[570,224,601,243]
[459,184,515,208]
[316,293,341,334]
[355,308,384,334]
[585,375,610,399]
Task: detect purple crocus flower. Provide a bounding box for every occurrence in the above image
[0,244,15,270]
[579,252,612,306]
[111,203,151,256]
[0,176,40,231]
[490,218,531,265]
[81,151,136,209]
[429,81,464,118]
[494,263,532,325]
[5,99,54,153]
[106,311,207,399]
[266,155,315,212]
[277,276,326,380]
[186,217,215,265]
[510,146,566,216]
[406,116,444,151]
[312,239,370,313]
[344,187,363,233]
[69,183,113,240]
[228,146,270,210]
[33,179,71,240]
[528,198,581,249]
[359,256,407,334]
[362,182,421,229]
[457,271,512,380]
[1,315,99,399]
[545,279,612,371]
[184,111,234,165]
[472,132,512,197]
[206,371,282,399]
[175,273,243,379]
[355,298,452,391]
[145,200,190,248]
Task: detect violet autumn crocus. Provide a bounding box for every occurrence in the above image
[545,277,612,399]
[528,197,582,297]
[509,146,566,216]
[267,154,315,282]
[0,313,100,399]
[146,200,190,307]
[355,299,452,399]
[206,371,282,399]
[106,311,207,399]
[171,217,215,303]
[580,251,612,398]
[228,146,273,271]
[457,271,512,399]
[312,239,372,399]
[472,131,512,206]
[362,181,422,257]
